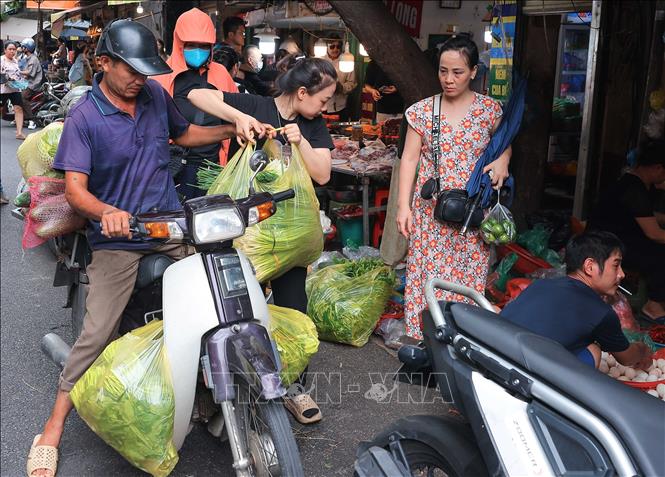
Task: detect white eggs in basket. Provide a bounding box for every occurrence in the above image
[599,353,665,400]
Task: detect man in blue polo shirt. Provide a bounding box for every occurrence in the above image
[26,20,266,477]
[501,231,652,371]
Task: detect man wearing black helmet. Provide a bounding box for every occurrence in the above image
[25,20,266,477]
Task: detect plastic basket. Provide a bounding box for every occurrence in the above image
[496,243,552,275]
[622,349,665,391]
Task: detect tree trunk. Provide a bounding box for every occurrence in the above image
[328,0,440,106]
[510,14,560,224]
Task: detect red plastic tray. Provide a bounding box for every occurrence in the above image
[496,243,552,275]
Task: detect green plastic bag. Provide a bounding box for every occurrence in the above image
[494,252,518,292]
[517,224,562,267]
[17,122,65,180]
[207,140,323,283]
[306,258,396,347]
[517,224,550,258]
[268,304,319,386]
[623,328,658,352]
[70,321,178,477]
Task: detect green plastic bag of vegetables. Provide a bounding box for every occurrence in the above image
[207,140,323,283]
[268,304,319,386]
[70,320,179,477]
[17,122,65,180]
[306,258,396,347]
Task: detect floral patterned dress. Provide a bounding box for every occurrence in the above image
[404,93,503,338]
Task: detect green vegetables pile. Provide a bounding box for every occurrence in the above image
[306,258,396,347]
[195,160,224,192]
[480,202,517,246]
[268,304,319,386]
[17,122,65,180]
[70,321,179,477]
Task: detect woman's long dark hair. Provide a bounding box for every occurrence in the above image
[275,57,337,96]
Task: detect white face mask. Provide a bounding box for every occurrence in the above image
[253,59,263,73]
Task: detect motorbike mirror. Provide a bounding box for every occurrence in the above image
[249,150,269,173]
[248,150,269,195]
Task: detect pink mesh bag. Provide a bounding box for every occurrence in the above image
[22,177,86,249]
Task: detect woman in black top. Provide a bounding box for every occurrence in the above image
[188,57,337,424]
[589,140,665,323]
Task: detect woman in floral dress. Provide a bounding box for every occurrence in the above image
[397,37,512,338]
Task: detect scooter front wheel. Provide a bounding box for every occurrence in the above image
[233,377,304,477]
[397,440,459,477]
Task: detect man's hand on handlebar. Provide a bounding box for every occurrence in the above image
[101,207,133,239]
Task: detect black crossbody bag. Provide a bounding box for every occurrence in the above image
[420,94,484,228]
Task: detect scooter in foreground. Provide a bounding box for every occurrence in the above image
[355,279,664,477]
[35,151,304,476]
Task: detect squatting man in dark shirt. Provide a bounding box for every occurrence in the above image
[501,231,652,370]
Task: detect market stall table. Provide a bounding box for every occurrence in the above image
[331,163,392,246]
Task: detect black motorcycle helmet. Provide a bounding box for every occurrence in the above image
[95,18,171,76]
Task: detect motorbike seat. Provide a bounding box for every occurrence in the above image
[451,303,665,477]
[135,254,174,289]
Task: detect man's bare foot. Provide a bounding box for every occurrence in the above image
[29,421,63,477]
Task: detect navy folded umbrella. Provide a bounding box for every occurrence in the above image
[466,72,527,208]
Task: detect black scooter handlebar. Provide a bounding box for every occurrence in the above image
[272,189,295,203]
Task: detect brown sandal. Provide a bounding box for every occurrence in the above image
[26,434,58,477]
[284,393,322,424]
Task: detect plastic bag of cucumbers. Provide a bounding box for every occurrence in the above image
[480,195,516,246]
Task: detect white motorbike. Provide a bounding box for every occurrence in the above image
[355,279,664,477]
[39,151,304,476]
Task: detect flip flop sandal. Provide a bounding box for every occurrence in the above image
[283,393,322,424]
[639,311,665,326]
[16,134,26,140]
[26,434,58,477]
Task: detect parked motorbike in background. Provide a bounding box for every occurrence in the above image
[18,151,304,476]
[355,279,664,477]
[1,80,68,127]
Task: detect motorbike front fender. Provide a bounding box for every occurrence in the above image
[206,321,286,403]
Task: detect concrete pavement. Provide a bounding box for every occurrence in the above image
[0,121,446,476]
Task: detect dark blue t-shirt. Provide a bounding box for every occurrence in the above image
[53,74,190,250]
[500,277,629,355]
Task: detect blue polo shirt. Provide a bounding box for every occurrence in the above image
[53,74,190,250]
[500,277,630,356]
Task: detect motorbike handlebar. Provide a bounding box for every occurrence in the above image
[272,189,295,203]
[128,216,140,235]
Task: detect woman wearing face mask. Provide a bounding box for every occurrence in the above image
[188,57,337,425]
[396,36,512,339]
[154,8,238,200]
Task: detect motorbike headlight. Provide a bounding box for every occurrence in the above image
[193,207,244,244]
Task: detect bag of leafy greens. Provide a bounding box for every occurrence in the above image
[17,122,65,180]
[207,139,323,283]
[306,258,396,347]
[268,304,319,386]
[70,320,178,477]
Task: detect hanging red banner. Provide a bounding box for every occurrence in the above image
[383,0,423,37]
